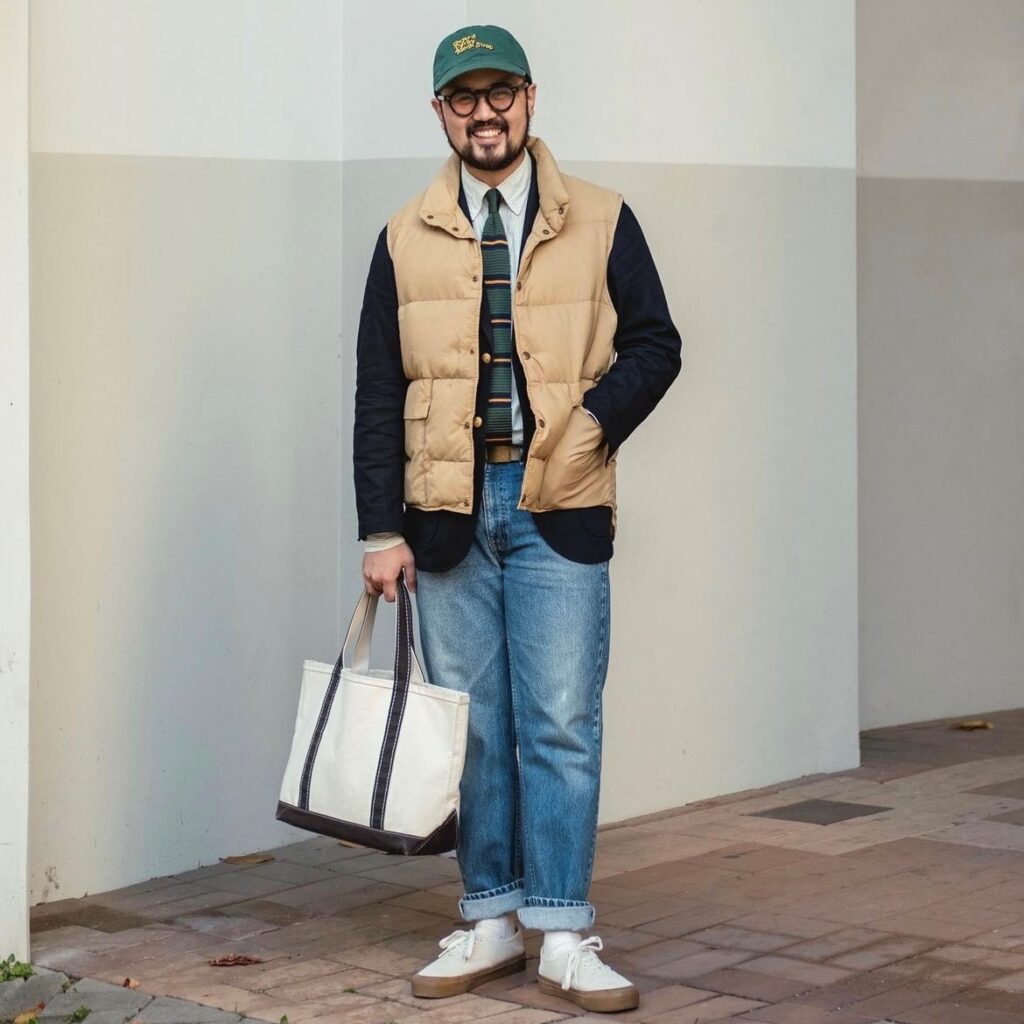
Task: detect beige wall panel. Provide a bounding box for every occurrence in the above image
[859,177,1024,728]
[858,0,1024,181]
[30,153,344,898]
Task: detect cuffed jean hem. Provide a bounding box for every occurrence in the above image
[458,877,526,921]
[516,898,596,931]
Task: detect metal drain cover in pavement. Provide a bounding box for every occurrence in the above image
[749,798,892,825]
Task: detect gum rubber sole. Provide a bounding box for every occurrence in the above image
[410,953,527,998]
[536,974,640,1012]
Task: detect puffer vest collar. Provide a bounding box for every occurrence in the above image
[417,135,570,242]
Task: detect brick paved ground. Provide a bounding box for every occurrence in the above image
[11,708,1024,1023]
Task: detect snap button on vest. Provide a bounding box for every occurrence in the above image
[522,351,531,359]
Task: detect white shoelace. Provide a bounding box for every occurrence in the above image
[560,934,605,991]
[437,927,476,960]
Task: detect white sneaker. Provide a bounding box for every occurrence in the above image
[537,934,639,1013]
[410,923,526,998]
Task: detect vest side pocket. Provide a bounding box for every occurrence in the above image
[403,378,432,507]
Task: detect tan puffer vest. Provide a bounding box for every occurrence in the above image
[387,135,623,532]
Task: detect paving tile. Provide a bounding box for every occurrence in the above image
[35,982,154,1019]
[976,950,1024,973]
[560,981,712,1022]
[723,954,852,987]
[598,896,710,929]
[772,927,891,962]
[137,982,277,1017]
[984,968,1024,993]
[211,901,311,928]
[829,935,938,969]
[672,966,811,1003]
[750,799,894,826]
[169,913,281,941]
[895,1003,1024,1024]
[262,965,391,1002]
[30,904,154,935]
[0,971,72,1018]
[132,892,254,921]
[723,913,842,940]
[863,912,994,941]
[642,994,767,1021]
[477,1009,570,1023]
[955,984,1024,1014]
[319,940,428,976]
[393,992,525,1021]
[843,978,980,1017]
[243,999,370,1022]
[89,883,214,911]
[644,947,757,981]
[633,905,749,938]
[137,994,247,1023]
[968,775,1024,800]
[617,938,710,970]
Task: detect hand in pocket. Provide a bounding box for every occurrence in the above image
[540,404,609,504]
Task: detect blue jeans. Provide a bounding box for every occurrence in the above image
[414,458,611,931]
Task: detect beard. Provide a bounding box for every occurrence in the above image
[445,112,531,172]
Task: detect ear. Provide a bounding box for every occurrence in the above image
[526,82,537,119]
[431,97,444,125]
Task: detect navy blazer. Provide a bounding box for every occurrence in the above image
[354,150,682,572]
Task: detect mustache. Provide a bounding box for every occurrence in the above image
[469,120,507,133]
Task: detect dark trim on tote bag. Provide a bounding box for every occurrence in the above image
[277,569,456,855]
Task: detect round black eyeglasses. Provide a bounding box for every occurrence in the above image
[435,80,531,117]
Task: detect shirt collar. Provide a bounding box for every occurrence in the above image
[460,149,532,221]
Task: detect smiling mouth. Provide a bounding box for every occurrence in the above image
[470,125,505,143]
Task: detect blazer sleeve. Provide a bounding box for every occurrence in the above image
[353,225,407,540]
[581,201,683,464]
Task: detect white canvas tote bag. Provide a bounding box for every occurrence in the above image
[276,571,470,855]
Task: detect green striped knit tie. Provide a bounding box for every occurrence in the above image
[481,187,514,444]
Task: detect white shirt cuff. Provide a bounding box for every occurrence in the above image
[363,532,406,552]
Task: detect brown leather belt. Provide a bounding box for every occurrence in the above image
[485,443,523,463]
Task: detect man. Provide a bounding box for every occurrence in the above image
[353,24,681,1015]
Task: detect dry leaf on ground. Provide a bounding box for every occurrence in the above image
[208,953,263,967]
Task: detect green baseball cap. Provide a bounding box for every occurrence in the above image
[433,24,531,93]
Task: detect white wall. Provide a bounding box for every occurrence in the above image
[1,0,31,959]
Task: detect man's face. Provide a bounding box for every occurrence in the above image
[431,68,537,173]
